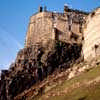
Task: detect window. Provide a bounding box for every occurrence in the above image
[91,12,95,17]
[69,25,71,31]
[95,44,99,49]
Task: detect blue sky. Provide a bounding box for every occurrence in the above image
[0,0,100,71]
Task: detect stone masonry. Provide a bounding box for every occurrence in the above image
[25,6,88,47]
[83,8,100,61]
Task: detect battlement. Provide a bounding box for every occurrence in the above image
[30,7,88,22]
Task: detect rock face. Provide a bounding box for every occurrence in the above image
[83,8,100,61]
[0,40,82,100]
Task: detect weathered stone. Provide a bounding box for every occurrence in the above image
[25,8,87,46]
[83,8,100,61]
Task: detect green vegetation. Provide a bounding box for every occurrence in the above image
[47,83,100,100]
[36,66,100,100]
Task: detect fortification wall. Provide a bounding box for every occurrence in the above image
[83,8,100,61]
[25,11,87,47]
[25,12,53,46]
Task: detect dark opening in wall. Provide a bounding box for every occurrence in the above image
[79,23,83,33]
[11,67,15,71]
[68,14,72,31]
[95,44,99,49]
[54,28,64,40]
[94,44,100,57]
[91,12,95,17]
[18,59,21,63]
[69,25,71,31]
[70,32,79,41]
[82,37,84,40]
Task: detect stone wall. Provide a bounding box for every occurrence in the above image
[83,8,100,61]
[26,12,53,46]
[25,11,87,47]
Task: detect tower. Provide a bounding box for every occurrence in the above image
[38,6,43,12]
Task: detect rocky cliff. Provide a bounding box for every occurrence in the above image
[0,39,82,100]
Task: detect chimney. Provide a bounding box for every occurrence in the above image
[38,6,43,12]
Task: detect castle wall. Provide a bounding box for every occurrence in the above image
[25,11,87,47]
[26,12,55,46]
[83,8,100,61]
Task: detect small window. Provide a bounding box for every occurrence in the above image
[11,67,14,71]
[95,44,99,49]
[18,59,21,63]
[70,32,79,41]
[91,12,95,17]
[82,37,84,40]
[69,25,71,31]
[79,25,82,33]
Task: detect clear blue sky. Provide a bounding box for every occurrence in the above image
[0,0,100,71]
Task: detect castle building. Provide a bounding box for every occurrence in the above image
[25,5,88,47]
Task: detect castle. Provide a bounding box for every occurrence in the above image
[0,5,100,100]
[25,5,88,46]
